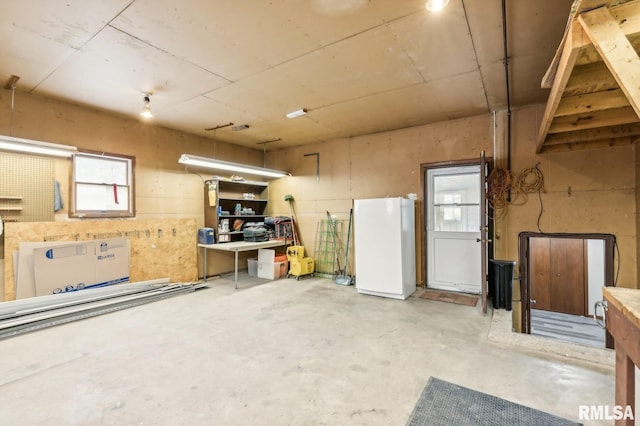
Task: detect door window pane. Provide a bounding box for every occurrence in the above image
[434,205,479,232]
[433,172,479,232]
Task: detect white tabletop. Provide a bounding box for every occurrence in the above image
[198,240,286,252]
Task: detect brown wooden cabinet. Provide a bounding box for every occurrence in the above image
[519,232,616,336]
[530,237,586,316]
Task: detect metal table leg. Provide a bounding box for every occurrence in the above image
[234,250,239,289]
[203,246,208,282]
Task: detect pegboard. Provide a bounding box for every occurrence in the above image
[0,152,54,223]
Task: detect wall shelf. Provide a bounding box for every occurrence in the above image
[204,178,270,243]
[0,195,24,213]
[219,214,267,219]
[218,231,244,236]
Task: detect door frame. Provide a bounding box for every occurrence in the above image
[421,158,494,309]
[518,232,616,347]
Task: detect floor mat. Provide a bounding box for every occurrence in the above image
[407,377,582,426]
[419,289,478,307]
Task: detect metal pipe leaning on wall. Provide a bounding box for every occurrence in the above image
[0,279,207,340]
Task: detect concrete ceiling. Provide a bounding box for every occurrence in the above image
[0,0,574,151]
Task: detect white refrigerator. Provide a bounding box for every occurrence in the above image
[354,197,416,300]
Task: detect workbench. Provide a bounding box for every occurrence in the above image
[199,240,287,289]
[603,286,640,426]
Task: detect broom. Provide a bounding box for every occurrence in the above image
[284,194,299,246]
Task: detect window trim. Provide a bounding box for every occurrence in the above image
[70,150,135,218]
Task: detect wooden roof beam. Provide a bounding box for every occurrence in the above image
[535,21,585,153]
[579,6,640,119]
[564,61,619,96]
[575,3,640,65]
[543,122,640,145]
[540,137,633,153]
[555,88,630,117]
[542,1,640,88]
[548,106,639,134]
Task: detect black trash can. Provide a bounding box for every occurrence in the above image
[489,260,515,311]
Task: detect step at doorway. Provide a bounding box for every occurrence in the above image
[530,309,605,349]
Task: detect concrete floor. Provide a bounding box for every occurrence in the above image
[0,275,619,425]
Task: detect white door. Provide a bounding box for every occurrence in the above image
[427,165,482,294]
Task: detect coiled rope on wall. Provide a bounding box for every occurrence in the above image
[486,163,545,227]
[487,168,511,220]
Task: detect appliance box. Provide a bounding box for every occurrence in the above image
[31,237,130,296]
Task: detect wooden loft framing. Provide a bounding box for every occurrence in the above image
[537,0,640,153]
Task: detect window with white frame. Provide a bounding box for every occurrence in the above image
[71,152,135,218]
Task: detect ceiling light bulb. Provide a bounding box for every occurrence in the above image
[425,0,449,11]
[140,95,153,119]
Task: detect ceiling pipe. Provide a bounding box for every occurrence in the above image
[501,0,512,201]
[4,75,20,136]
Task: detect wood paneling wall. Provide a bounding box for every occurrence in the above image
[0,89,637,306]
[3,218,198,301]
[267,105,637,299]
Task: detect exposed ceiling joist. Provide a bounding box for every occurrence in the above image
[554,89,630,117]
[537,0,640,153]
[535,21,583,152]
[545,121,640,144]
[578,6,640,117]
[540,136,633,153]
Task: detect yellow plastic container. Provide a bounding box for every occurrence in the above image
[286,246,315,280]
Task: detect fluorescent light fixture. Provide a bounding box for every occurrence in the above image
[286,108,307,118]
[0,134,77,158]
[232,124,250,131]
[179,154,289,178]
[425,0,449,11]
[140,95,153,119]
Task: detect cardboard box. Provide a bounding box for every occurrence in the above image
[31,237,130,296]
[94,238,130,287]
[256,249,288,280]
[16,241,76,299]
[257,260,288,280]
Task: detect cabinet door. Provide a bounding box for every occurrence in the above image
[530,237,586,316]
[549,238,585,316]
[530,237,551,311]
